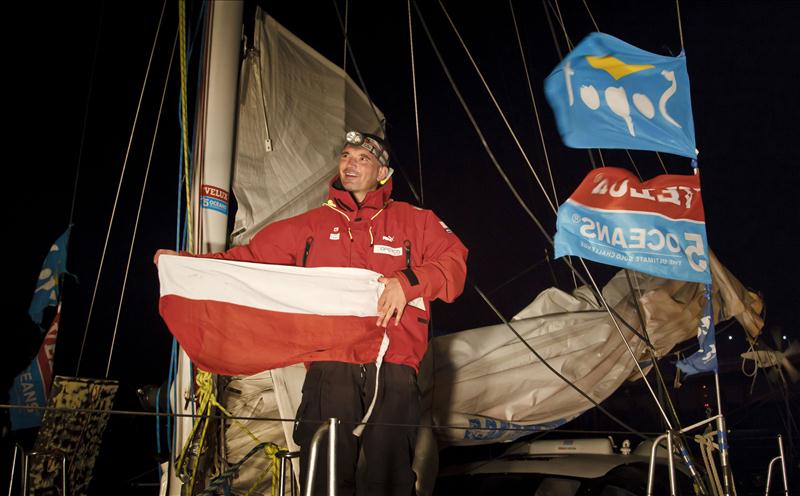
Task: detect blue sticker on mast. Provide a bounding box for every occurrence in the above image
[545,32,697,158]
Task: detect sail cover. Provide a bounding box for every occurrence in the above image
[231,10,384,245]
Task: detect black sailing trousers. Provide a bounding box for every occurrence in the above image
[293,361,421,495]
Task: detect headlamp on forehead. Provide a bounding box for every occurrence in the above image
[343,130,390,167]
[345,131,365,146]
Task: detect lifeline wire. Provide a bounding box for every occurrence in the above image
[76,0,168,375]
[414,0,649,439]
[0,403,661,438]
[106,32,177,379]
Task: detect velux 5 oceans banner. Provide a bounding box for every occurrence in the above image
[555,167,711,284]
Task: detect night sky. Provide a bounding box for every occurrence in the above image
[5,0,799,492]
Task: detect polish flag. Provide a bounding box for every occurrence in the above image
[157,256,385,376]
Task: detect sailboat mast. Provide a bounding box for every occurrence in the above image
[190,0,243,254]
[167,2,243,495]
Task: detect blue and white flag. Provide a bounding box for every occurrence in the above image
[9,228,70,430]
[545,32,697,158]
[676,285,718,375]
[554,168,711,284]
[28,228,70,330]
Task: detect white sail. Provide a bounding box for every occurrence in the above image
[231,10,384,245]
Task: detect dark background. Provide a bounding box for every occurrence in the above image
[3,0,798,493]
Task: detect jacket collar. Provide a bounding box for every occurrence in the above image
[328,175,393,213]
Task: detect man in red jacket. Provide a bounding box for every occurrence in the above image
[155,131,467,495]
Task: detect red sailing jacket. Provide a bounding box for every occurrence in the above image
[201,177,468,371]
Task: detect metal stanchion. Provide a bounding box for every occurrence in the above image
[19,450,67,496]
[667,431,677,496]
[647,433,668,496]
[7,443,22,496]
[764,435,790,496]
[303,418,338,496]
[647,432,678,496]
[328,418,337,496]
[277,450,300,496]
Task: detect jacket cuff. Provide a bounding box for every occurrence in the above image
[395,268,424,302]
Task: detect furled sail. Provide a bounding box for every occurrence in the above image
[424,252,763,447]
[231,9,384,245]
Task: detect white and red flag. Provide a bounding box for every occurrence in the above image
[157,255,385,376]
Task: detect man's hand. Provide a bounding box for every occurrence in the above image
[153,249,178,265]
[376,277,408,327]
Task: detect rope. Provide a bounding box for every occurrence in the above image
[582,0,600,32]
[440,1,559,214]
[542,0,563,60]
[676,0,686,52]
[550,0,574,50]
[106,32,177,378]
[586,149,598,169]
[75,0,168,375]
[418,1,655,349]
[198,442,273,495]
[656,151,670,174]
[342,0,349,71]
[509,0,560,209]
[624,149,644,181]
[408,0,424,205]
[69,4,104,227]
[176,370,286,495]
[179,0,193,252]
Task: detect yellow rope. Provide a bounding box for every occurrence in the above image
[178,0,193,252]
[178,370,286,494]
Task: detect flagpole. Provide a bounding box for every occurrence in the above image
[714,371,733,496]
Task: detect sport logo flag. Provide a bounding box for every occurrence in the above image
[676,285,718,376]
[554,167,711,284]
[544,32,697,158]
[157,256,385,376]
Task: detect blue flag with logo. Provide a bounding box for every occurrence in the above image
[9,228,70,430]
[545,32,697,158]
[554,168,711,284]
[676,285,718,376]
[28,228,70,329]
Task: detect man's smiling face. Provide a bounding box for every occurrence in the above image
[338,144,387,202]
